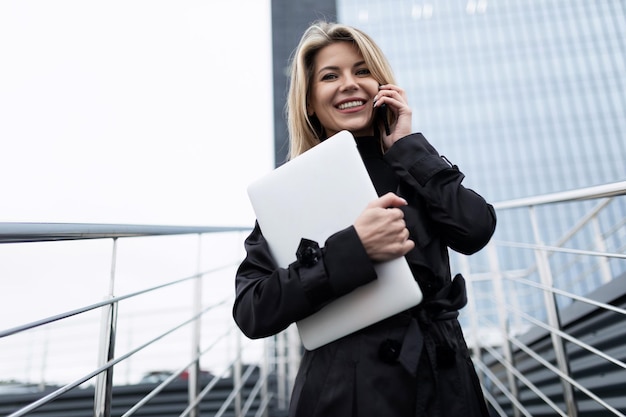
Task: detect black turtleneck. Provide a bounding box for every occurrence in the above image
[354,136,399,196]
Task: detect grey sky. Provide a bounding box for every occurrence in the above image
[0,0,273,385]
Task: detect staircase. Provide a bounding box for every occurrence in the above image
[0,375,265,417]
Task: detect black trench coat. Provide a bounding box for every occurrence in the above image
[234,133,497,417]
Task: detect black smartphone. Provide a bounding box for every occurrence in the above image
[376,103,391,136]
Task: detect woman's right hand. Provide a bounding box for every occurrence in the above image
[354,192,415,262]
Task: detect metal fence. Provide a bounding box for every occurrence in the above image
[1,180,625,417]
[0,224,272,417]
[455,181,626,417]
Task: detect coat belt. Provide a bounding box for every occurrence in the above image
[394,274,468,377]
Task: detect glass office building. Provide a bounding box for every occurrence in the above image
[338,0,624,199]
[336,1,625,320]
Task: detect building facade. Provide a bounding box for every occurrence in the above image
[338,0,625,201]
[271,0,337,166]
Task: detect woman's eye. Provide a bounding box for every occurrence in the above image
[356,68,371,76]
[321,73,338,81]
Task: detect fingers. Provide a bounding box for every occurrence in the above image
[367,192,408,209]
[373,85,412,148]
[400,237,416,254]
[367,227,414,262]
[355,194,415,262]
[391,229,415,256]
[374,84,407,106]
[389,223,415,255]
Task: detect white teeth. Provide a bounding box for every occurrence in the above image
[338,100,364,110]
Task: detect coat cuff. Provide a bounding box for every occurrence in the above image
[384,133,455,186]
[323,226,378,297]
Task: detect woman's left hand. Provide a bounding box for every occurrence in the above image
[374,84,412,149]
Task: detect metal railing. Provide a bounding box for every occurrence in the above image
[455,181,626,417]
[1,181,625,417]
[0,223,279,417]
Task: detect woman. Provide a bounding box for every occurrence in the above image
[233,21,497,417]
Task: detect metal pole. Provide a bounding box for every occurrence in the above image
[38,328,50,391]
[458,255,484,384]
[189,234,203,417]
[486,243,520,417]
[274,332,287,410]
[94,238,119,417]
[234,330,243,416]
[261,339,270,417]
[287,324,301,396]
[529,207,578,417]
[591,217,612,284]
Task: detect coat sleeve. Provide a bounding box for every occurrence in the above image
[233,222,378,339]
[384,133,496,255]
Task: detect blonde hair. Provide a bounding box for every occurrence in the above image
[286,21,396,160]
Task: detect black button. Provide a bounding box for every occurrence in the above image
[378,339,401,363]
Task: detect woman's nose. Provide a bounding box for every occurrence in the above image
[340,73,358,91]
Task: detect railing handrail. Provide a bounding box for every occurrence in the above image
[0,222,252,243]
[491,240,626,259]
[492,180,626,210]
[4,181,622,243]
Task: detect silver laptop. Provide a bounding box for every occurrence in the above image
[247,130,422,350]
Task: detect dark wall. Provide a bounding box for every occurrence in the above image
[270,0,337,167]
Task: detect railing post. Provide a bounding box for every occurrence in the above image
[189,234,203,417]
[276,332,287,410]
[529,206,579,417]
[94,238,119,417]
[458,255,484,384]
[287,324,301,397]
[591,217,612,284]
[234,328,243,416]
[261,339,270,417]
[38,328,50,391]
[486,243,520,417]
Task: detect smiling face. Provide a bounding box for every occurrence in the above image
[307,41,380,138]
